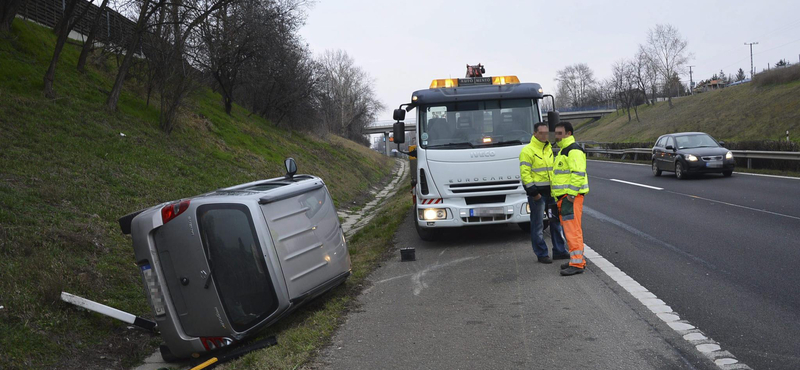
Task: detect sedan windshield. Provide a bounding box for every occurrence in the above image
[419,99,539,149]
[675,134,719,149]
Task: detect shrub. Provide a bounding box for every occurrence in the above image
[752,64,800,87]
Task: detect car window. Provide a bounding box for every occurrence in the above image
[666,137,675,148]
[676,134,719,149]
[656,137,666,147]
[197,204,278,332]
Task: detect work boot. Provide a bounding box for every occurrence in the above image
[537,256,553,264]
[553,253,570,260]
[560,262,570,269]
[560,266,584,276]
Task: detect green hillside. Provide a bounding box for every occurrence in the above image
[577,79,800,143]
[0,20,392,368]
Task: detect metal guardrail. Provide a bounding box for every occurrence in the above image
[583,146,800,169]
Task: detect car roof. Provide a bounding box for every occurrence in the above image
[661,132,709,137]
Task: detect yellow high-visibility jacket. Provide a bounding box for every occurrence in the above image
[551,135,589,197]
[519,136,554,196]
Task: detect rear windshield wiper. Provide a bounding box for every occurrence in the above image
[427,142,474,149]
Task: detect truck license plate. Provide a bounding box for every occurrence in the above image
[470,207,505,217]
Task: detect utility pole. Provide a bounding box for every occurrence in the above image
[744,42,759,79]
[688,66,696,95]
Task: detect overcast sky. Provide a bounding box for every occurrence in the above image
[299,0,800,123]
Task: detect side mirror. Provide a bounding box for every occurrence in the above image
[393,109,406,121]
[284,157,297,179]
[665,145,675,151]
[719,141,726,147]
[393,121,405,144]
[547,111,560,132]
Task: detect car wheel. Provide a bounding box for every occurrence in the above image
[675,161,686,180]
[652,160,662,176]
[723,170,733,177]
[160,344,181,363]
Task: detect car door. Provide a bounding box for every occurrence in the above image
[653,137,666,169]
[665,137,677,170]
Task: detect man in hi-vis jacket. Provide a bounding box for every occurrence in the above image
[519,122,568,264]
[551,122,589,276]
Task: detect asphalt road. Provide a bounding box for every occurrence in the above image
[582,161,800,370]
[315,212,719,369]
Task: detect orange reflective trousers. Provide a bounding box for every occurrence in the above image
[557,194,585,268]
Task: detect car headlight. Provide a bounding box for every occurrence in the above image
[685,154,698,161]
[725,151,733,159]
[420,208,447,220]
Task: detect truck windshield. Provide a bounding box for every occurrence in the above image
[419,99,539,149]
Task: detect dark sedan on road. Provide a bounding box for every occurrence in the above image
[651,132,735,179]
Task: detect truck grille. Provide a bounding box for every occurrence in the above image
[448,180,520,194]
[461,214,513,223]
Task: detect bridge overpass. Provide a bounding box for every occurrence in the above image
[363,109,615,135]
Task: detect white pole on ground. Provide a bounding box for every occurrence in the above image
[60,292,156,331]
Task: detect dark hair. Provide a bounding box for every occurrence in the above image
[555,121,573,135]
[533,122,548,132]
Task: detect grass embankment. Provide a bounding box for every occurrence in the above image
[577,79,800,143]
[0,19,395,369]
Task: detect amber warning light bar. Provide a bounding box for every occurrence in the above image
[429,76,520,89]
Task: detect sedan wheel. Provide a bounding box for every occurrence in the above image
[652,161,662,176]
[675,161,686,180]
[723,170,733,177]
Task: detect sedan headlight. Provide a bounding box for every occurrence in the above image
[725,151,733,159]
[685,154,698,161]
[420,208,447,220]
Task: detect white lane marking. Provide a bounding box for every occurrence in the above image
[668,191,800,221]
[732,171,800,180]
[584,245,751,369]
[610,179,664,190]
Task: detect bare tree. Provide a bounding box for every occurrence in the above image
[76,0,111,73]
[645,24,692,108]
[0,0,25,32]
[554,63,596,108]
[43,0,92,98]
[106,0,165,111]
[315,49,384,144]
[611,60,639,122]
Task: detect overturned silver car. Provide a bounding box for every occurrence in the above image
[118,159,350,361]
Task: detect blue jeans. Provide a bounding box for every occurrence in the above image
[529,193,567,258]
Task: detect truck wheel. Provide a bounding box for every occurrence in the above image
[415,220,439,241]
[415,206,439,241]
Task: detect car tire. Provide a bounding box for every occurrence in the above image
[652,160,662,176]
[723,170,733,177]
[160,344,181,363]
[675,161,686,180]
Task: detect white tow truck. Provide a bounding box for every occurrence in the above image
[392,64,560,241]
